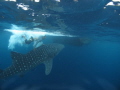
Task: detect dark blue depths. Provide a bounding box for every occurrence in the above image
[0,0,120,90]
[0,39,120,90]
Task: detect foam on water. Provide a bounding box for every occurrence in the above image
[5,24,73,50]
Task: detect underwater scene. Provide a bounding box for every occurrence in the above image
[0,0,120,90]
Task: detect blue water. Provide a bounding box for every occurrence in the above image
[0,0,120,90]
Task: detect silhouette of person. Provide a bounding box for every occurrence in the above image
[22,35,46,48]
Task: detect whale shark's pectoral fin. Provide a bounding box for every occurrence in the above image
[43,58,53,75]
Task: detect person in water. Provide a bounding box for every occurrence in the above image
[22,35,34,44]
[22,35,46,48]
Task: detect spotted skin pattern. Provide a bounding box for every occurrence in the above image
[0,43,64,79]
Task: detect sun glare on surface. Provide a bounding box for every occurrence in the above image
[112,0,120,2]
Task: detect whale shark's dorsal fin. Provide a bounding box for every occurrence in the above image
[11,51,24,64]
[43,58,53,75]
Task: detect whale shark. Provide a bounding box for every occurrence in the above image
[0,43,64,79]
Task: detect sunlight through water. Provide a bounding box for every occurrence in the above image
[5,25,74,50]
